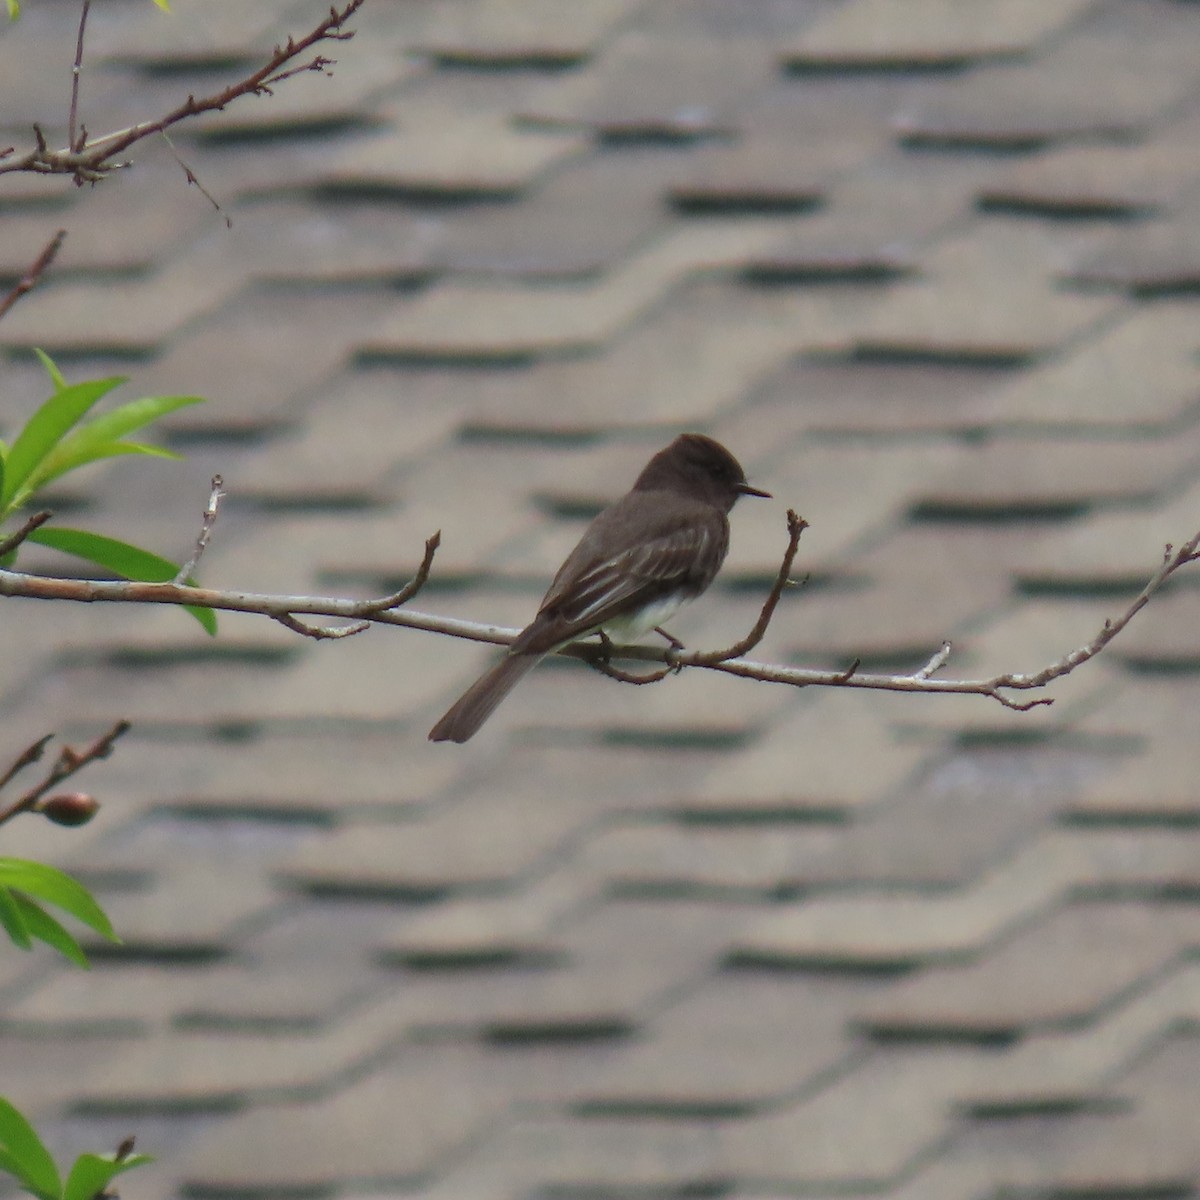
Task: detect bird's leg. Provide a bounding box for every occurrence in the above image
[653,627,685,672]
[596,630,615,664]
[653,627,685,651]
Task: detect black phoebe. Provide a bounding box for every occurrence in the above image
[428,433,770,743]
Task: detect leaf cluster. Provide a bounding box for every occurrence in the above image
[0,857,117,967]
[0,350,191,1200]
[6,0,169,20]
[0,350,215,632]
[0,846,146,1198]
[0,1100,151,1200]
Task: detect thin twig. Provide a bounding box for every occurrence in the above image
[68,0,92,154]
[833,658,860,683]
[0,0,367,187]
[992,691,1055,713]
[272,613,370,640]
[260,54,338,91]
[265,528,441,636]
[358,531,441,613]
[913,641,952,680]
[0,721,130,828]
[159,130,230,228]
[686,509,808,666]
[590,661,675,685]
[588,630,676,685]
[989,533,1200,693]
[0,510,54,560]
[0,733,55,795]
[0,232,66,323]
[173,475,224,585]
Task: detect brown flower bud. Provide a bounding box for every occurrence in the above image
[38,791,100,827]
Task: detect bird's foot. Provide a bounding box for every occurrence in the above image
[654,626,685,672]
[653,626,685,651]
[596,630,615,664]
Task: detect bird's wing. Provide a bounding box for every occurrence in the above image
[548,522,715,628]
[511,509,726,656]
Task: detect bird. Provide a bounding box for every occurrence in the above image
[428,433,770,743]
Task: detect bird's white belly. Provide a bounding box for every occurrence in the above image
[599,592,689,643]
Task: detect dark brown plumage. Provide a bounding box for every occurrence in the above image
[428,434,769,743]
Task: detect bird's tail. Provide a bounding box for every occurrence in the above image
[428,651,545,743]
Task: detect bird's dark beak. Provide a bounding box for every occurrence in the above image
[736,482,772,499]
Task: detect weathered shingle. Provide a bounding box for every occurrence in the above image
[5,1,1200,1196]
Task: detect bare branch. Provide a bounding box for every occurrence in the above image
[0,232,66,323]
[0,0,367,187]
[272,613,370,640]
[993,692,1055,713]
[0,720,130,828]
[260,54,338,91]
[173,475,224,585]
[588,661,675,685]
[358,531,441,614]
[686,509,807,666]
[0,733,55,795]
[984,527,1200,697]
[159,130,230,228]
[0,520,1197,713]
[587,631,676,686]
[0,510,55,559]
[68,0,92,154]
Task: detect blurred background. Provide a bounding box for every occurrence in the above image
[3,0,1200,1196]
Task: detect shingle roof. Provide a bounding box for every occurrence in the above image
[3,0,1200,1196]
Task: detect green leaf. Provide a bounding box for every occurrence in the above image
[29,526,178,582]
[25,441,183,497]
[0,886,32,951]
[0,859,118,943]
[64,1152,153,1200]
[5,0,19,21]
[58,394,200,448]
[2,368,127,511]
[33,349,66,391]
[151,0,171,9]
[24,394,201,495]
[11,893,88,968]
[0,1097,62,1200]
[25,527,218,636]
[0,1149,54,1200]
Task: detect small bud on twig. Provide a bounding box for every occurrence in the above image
[36,791,100,827]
